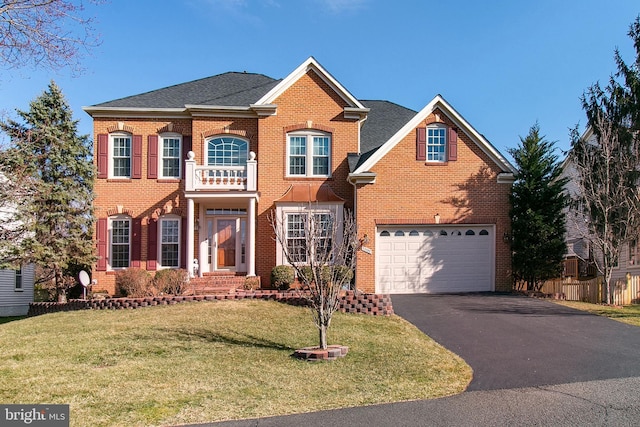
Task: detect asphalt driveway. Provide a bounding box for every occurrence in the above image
[392,293,640,391]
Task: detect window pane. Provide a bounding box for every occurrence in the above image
[207,137,248,166]
[287,214,306,263]
[427,127,446,162]
[162,138,181,178]
[289,137,307,175]
[113,137,131,177]
[312,137,330,175]
[161,219,180,267]
[111,219,130,268]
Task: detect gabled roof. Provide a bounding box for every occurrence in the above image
[353,100,418,169]
[353,95,516,175]
[86,72,280,112]
[255,56,366,110]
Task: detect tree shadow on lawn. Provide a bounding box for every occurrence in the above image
[171,327,295,351]
[0,316,27,325]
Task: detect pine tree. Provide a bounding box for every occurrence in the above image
[509,124,567,291]
[0,81,95,301]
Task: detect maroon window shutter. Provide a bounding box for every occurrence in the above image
[132,135,143,179]
[416,128,426,161]
[448,127,458,161]
[182,136,192,179]
[97,134,108,178]
[181,216,188,269]
[131,218,142,267]
[148,135,158,179]
[96,218,108,271]
[147,218,158,271]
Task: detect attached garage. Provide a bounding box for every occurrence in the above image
[376,225,495,294]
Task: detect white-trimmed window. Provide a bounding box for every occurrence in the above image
[109,215,131,269]
[287,130,331,177]
[207,136,248,166]
[160,134,182,178]
[276,205,343,265]
[426,125,446,162]
[111,133,132,178]
[14,267,22,291]
[159,217,180,268]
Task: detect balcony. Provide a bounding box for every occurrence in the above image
[184,151,257,192]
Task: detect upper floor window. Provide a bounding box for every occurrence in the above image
[159,216,180,268]
[287,131,331,177]
[207,137,248,166]
[111,133,132,177]
[160,135,181,178]
[109,215,131,269]
[427,125,446,162]
[416,124,457,163]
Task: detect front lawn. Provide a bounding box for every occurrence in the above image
[0,300,471,426]
[554,301,640,326]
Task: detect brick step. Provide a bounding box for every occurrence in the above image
[184,275,256,295]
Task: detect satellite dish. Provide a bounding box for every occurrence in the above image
[79,270,91,287]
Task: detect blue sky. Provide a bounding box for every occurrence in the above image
[1,0,639,160]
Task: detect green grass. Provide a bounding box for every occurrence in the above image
[554,301,640,326]
[0,300,471,426]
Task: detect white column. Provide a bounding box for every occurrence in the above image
[247,197,256,277]
[198,204,206,277]
[187,197,195,277]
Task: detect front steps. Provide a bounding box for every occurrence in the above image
[184,273,256,295]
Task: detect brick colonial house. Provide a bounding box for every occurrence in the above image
[84,57,515,295]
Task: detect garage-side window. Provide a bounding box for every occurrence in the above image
[409,230,419,236]
[380,230,390,237]
[394,230,405,237]
[439,230,448,236]
[466,230,475,235]
[479,230,489,235]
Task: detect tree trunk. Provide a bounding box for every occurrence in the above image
[318,324,328,350]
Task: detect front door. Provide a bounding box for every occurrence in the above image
[216,219,236,268]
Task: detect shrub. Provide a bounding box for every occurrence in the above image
[243,276,261,290]
[115,268,153,297]
[271,265,295,290]
[298,265,353,287]
[331,265,354,284]
[154,269,189,295]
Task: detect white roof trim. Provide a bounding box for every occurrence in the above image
[353,95,516,174]
[255,57,366,109]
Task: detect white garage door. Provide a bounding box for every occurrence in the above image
[376,225,495,294]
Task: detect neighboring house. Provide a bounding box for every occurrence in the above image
[0,265,35,316]
[0,174,35,316]
[83,57,515,295]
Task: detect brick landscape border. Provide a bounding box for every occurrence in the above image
[28,290,394,317]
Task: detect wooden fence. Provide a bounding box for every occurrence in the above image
[539,275,640,305]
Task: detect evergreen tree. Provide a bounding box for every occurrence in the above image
[570,17,640,304]
[509,124,567,291]
[0,81,95,301]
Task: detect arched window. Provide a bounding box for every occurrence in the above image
[394,230,405,237]
[380,230,391,237]
[207,137,248,166]
[479,229,489,235]
[465,230,475,235]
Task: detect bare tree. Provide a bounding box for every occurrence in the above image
[270,206,358,350]
[0,0,102,72]
[569,109,640,304]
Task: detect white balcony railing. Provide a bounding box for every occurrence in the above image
[184,151,257,192]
